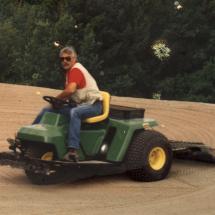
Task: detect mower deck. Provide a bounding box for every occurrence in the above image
[0,151,118,166]
[171,140,215,163]
[0,151,123,175]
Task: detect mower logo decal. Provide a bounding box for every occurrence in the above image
[32,124,47,130]
[143,122,150,129]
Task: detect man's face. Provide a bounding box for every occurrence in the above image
[60,52,76,71]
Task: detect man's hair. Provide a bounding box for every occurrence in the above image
[60,46,78,58]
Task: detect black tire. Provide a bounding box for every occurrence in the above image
[24,145,66,185]
[126,130,172,182]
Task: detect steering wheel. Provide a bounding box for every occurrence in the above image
[43,96,73,108]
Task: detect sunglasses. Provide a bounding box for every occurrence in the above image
[60,56,72,62]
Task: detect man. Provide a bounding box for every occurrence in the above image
[33,46,103,162]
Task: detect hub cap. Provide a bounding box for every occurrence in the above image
[41,152,54,161]
[148,147,166,170]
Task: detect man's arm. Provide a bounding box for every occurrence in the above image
[56,82,77,100]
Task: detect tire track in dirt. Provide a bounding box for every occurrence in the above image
[0,83,215,215]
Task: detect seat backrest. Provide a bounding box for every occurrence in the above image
[84,91,110,124]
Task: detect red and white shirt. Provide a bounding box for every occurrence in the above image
[66,62,102,105]
[65,67,86,89]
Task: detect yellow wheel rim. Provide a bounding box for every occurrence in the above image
[148,147,166,170]
[41,152,54,161]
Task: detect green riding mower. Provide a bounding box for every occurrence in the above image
[0,91,172,185]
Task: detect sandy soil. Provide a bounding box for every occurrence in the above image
[0,83,215,215]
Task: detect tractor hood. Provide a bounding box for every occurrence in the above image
[17,124,66,144]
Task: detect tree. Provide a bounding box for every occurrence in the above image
[0,0,215,103]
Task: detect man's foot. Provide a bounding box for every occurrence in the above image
[63,151,79,162]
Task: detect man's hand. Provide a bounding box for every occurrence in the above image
[52,103,62,109]
[52,98,64,109]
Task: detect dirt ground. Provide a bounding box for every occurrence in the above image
[0,83,215,215]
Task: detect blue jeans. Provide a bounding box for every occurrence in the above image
[33,102,102,150]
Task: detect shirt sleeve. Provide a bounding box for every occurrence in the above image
[67,68,86,89]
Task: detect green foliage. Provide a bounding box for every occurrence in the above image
[187,58,215,103]
[0,0,215,103]
[0,20,18,82]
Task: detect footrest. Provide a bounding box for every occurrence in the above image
[43,159,115,167]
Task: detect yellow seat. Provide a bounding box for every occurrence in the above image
[84,91,110,123]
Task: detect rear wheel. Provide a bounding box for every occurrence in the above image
[24,145,66,185]
[126,130,172,181]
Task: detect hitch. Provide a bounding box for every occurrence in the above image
[7,137,24,154]
[7,138,16,151]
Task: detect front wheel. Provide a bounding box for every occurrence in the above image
[126,130,172,182]
[24,145,66,185]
